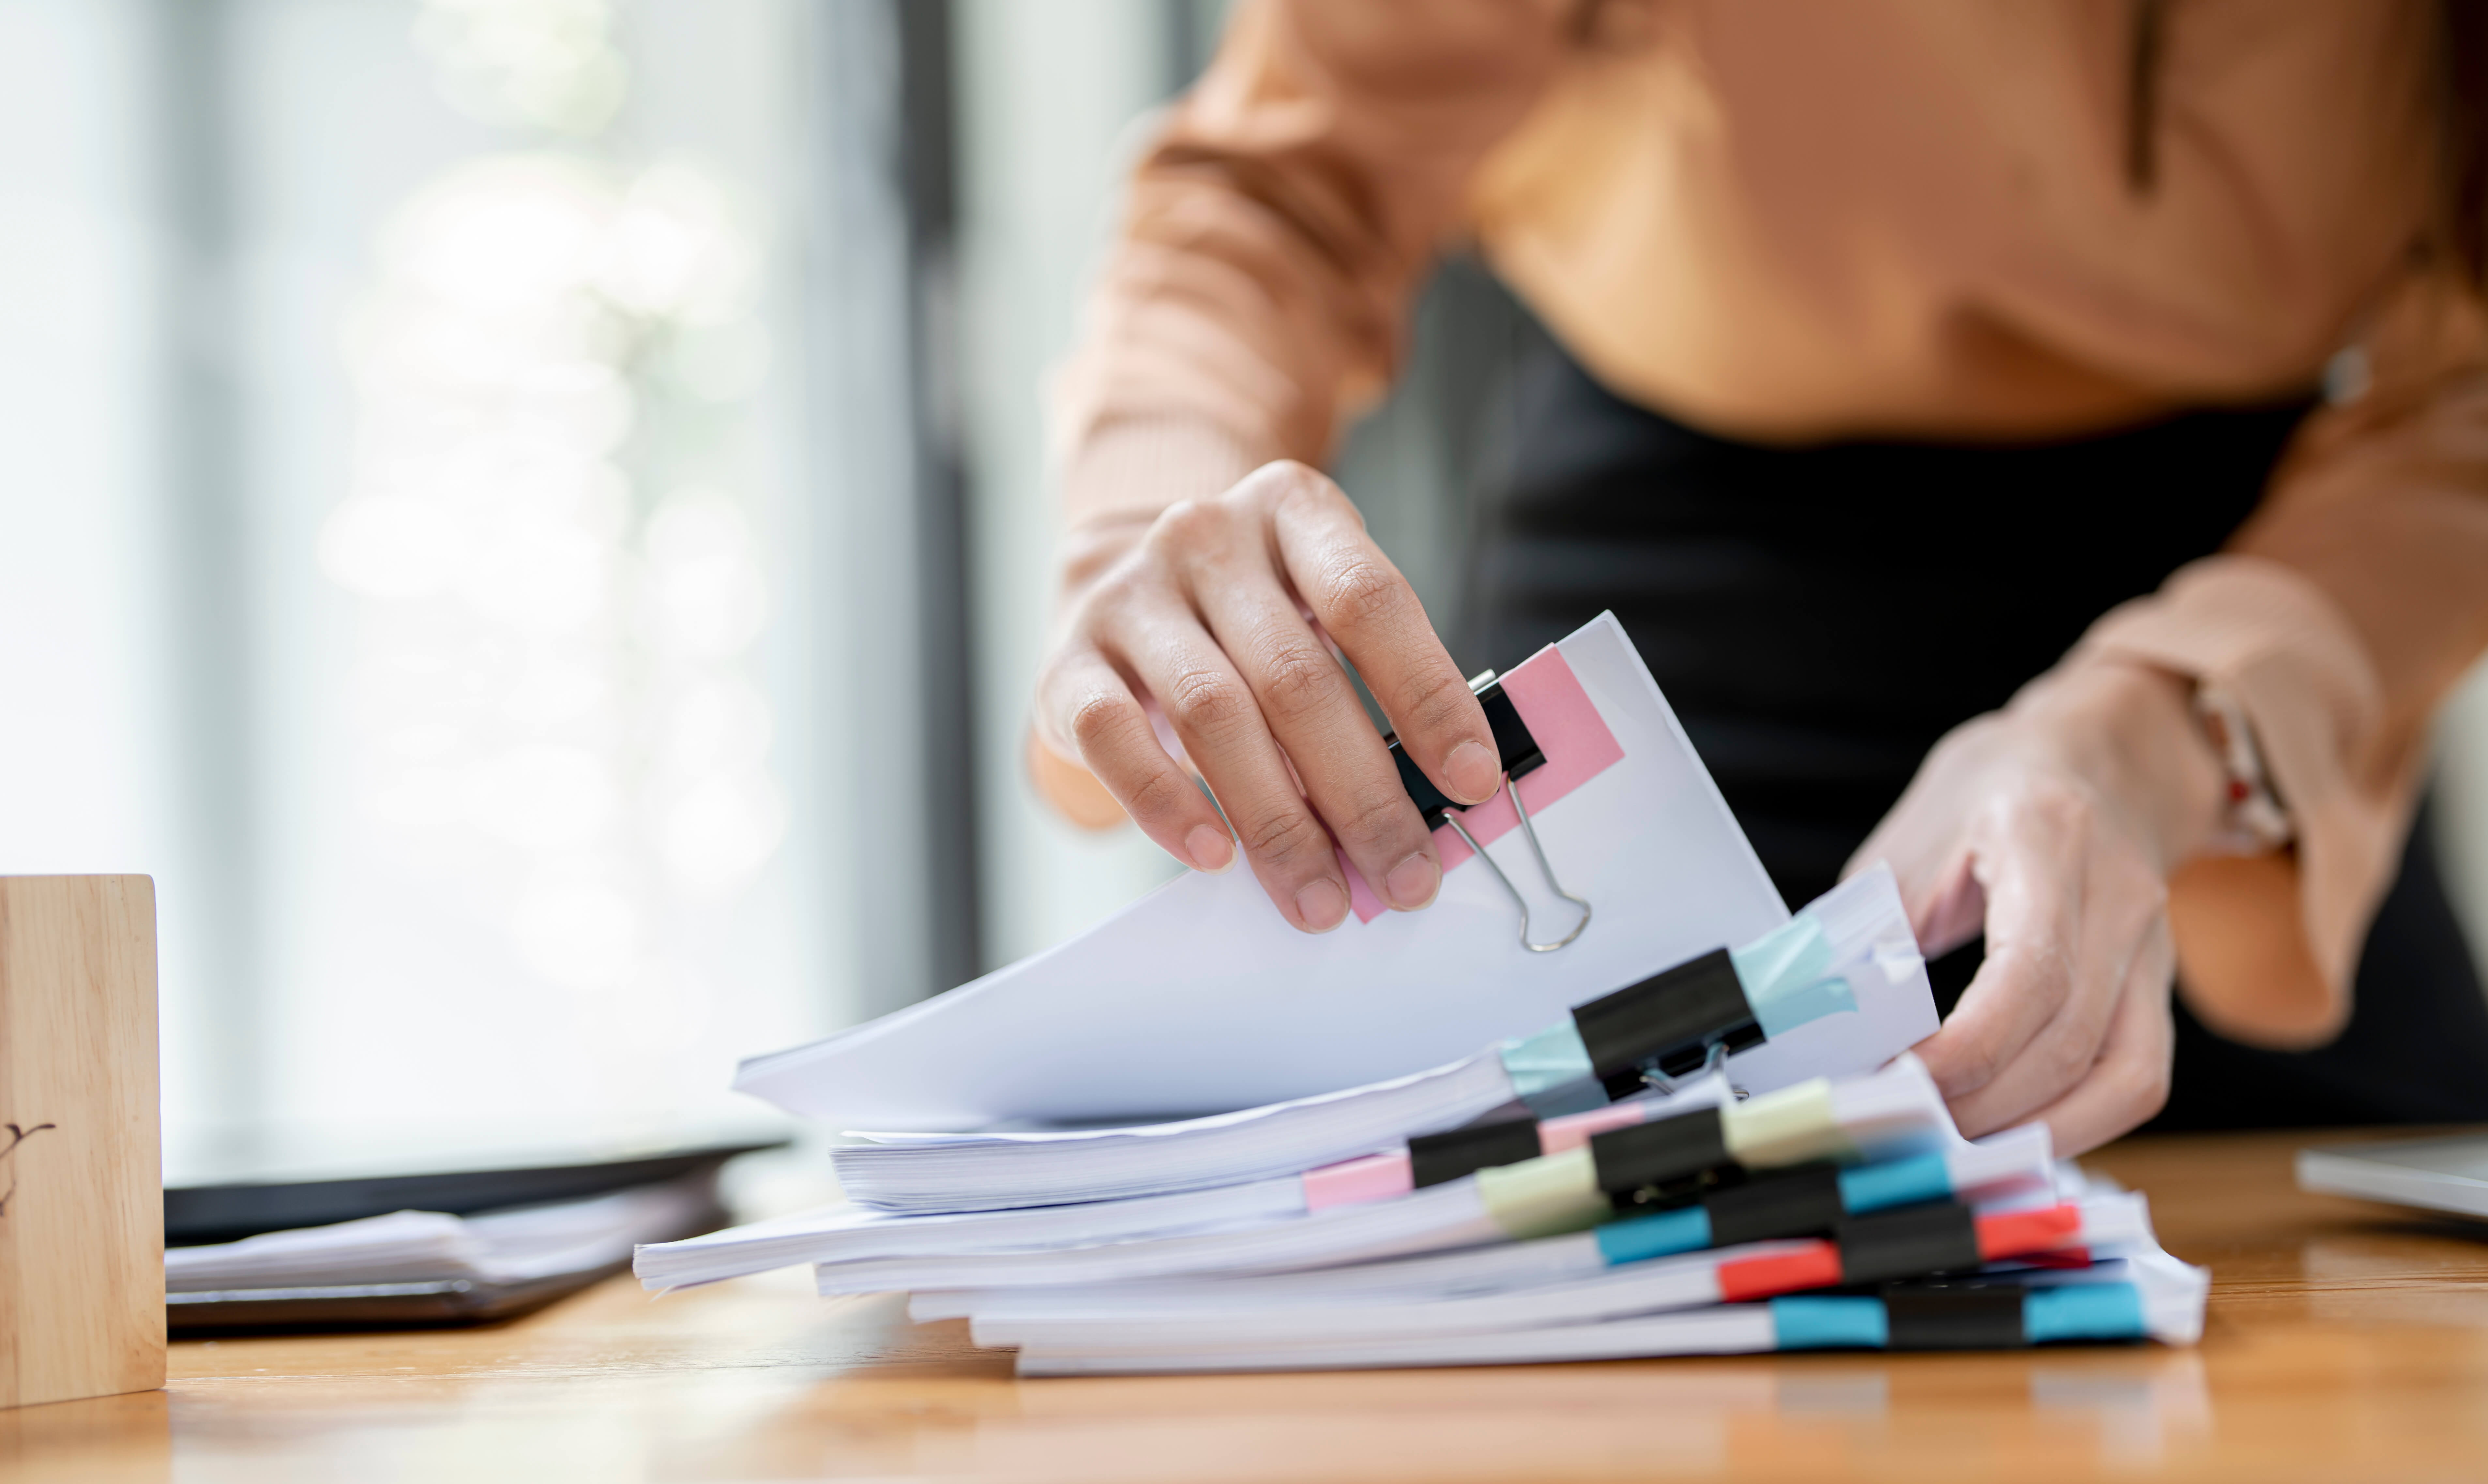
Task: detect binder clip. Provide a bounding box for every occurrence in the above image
[1384,668,1592,952]
[1573,949,1758,1099]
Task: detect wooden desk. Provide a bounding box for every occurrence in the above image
[7,1130,2488,1482]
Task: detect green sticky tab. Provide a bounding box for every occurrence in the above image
[1732,915,1858,1038]
[1722,1077,1852,1167]
[1474,1147,1608,1239]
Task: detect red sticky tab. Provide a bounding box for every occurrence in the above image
[1974,1204,2083,1260]
[1717,1242,1844,1301]
[2016,1247,2093,1269]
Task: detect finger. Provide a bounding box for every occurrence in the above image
[2017,920,2176,1155]
[1256,464,1500,808]
[1189,563,1442,912]
[1910,798,2086,1102]
[1913,864,1988,960]
[1941,830,2162,1132]
[1846,719,2003,953]
[1106,600,1353,933]
[1038,646,1235,873]
[1026,728,1135,831]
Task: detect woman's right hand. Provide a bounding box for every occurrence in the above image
[1030,460,1505,933]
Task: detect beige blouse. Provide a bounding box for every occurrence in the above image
[1050,0,2488,1037]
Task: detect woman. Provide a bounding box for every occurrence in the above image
[1025,0,2488,1153]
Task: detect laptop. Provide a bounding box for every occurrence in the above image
[2297,1133,2488,1221]
[164,1121,790,1332]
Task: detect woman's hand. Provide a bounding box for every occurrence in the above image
[1849,661,2230,1154]
[1031,460,1504,933]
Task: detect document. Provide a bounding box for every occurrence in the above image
[738,613,1934,1129]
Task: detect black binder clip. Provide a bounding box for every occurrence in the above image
[1384,668,1591,952]
[1572,950,1758,1099]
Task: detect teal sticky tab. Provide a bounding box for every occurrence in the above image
[1752,973,1860,1038]
[1594,1205,1710,1266]
[1731,915,1829,998]
[2025,1283,2149,1344]
[1837,1152,1953,1214]
[1519,1077,1614,1118]
[1771,1296,1889,1350]
[1499,1020,1595,1104]
[1731,917,1859,1038]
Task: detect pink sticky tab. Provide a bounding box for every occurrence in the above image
[1338,847,1389,925]
[1536,1100,1650,1156]
[1436,645,1627,872]
[1302,1150,1414,1211]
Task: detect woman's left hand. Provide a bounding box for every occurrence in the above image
[1847,661,2230,1155]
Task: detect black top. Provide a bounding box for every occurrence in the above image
[1462,346,2488,1131]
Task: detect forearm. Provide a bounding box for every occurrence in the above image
[1049,0,1568,594]
[2060,311,2488,1044]
[2233,458,2488,764]
[2227,279,2488,762]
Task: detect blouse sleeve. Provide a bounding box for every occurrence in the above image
[1049,0,1572,531]
[2071,272,2488,1043]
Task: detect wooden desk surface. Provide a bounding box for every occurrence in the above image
[8,1129,2488,1483]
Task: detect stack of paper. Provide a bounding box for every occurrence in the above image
[649,614,2206,1372]
[828,862,1929,1215]
[647,1054,2203,1373]
[1006,1252,2211,1376]
[732,615,1920,1129]
[643,867,1944,1292]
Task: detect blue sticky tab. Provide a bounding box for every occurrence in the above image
[1731,917,1859,1038]
[1594,1205,1710,1266]
[1499,1020,1597,1110]
[1771,1296,1889,1350]
[2025,1283,2149,1344]
[1838,1152,1953,1213]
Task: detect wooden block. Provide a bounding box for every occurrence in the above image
[0,877,162,1409]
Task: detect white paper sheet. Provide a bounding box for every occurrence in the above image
[737,613,1933,1129]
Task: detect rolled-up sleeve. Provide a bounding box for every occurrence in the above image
[1051,0,1570,530]
[2072,274,2488,1041]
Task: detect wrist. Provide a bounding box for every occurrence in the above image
[1058,513,1153,601]
[1062,416,1262,531]
[2010,659,2229,871]
[1058,417,1267,606]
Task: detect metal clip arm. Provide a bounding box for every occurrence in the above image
[1442,771,1592,953]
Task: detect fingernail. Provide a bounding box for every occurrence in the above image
[1184,824,1236,874]
[1383,851,1440,911]
[1293,877,1347,933]
[1444,739,1500,805]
